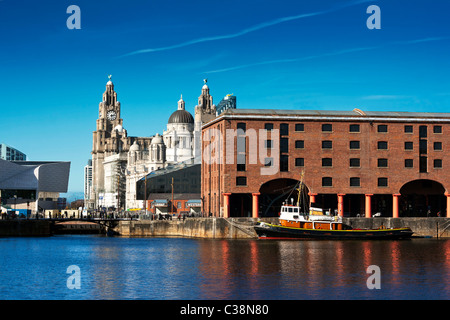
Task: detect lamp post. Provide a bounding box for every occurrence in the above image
[14,194,17,218]
[144,175,147,216]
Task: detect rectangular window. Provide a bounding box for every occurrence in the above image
[280,123,289,136]
[434,125,442,134]
[404,141,413,150]
[350,158,360,167]
[350,177,361,187]
[264,123,273,131]
[419,125,427,138]
[236,177,247,186]
[280,138,289,153]
[434,142,442,151]
[237,163,246,171]
[280,155,289,172]
[405,159,413,168]
[434,159,443,168]
[377,141,388,150]
[295,123,304,132]
[420,156,427,173]
[295,158,304,167]
[295,140,304,149]
[265,140,273,149]
[377,158,388,167]
[322,124,333,132]
[378,178,388,187]
[349,124,360,132]
[420,140,427,154]
[322,177,332,187]
[350,141,360,149]
[378,124,388,133]
[322,158,332,167]
[322,140,332,149]
[404,125,413,133]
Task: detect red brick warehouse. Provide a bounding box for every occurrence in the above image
[201,108,450,218]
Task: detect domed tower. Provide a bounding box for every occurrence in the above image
[150,133,166,168]
[194,79,216,162]
[128,140,140,165]
[164,95,195,163]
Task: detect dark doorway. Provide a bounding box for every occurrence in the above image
[315,194,338,215]
[400,179,446,217]
[372,194,392,217]
[229,193,252,217]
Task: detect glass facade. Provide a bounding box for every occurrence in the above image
[136,163,200,200]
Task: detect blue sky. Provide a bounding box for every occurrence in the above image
[1,0,450,193]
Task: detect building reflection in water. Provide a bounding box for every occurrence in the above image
[80,238,450,300]
[198,239,450,299]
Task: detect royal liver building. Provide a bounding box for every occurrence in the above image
[87,77,220,211]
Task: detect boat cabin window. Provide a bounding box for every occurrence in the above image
[288,208,293,213]
[293,215,299,219]
[293,208,298,213]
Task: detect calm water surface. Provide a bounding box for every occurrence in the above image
[0,235,449,300]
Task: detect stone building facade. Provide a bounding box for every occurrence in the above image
[89,77,216,210]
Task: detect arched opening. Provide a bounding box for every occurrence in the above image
[400,179,446,217]
[258,178,309,217]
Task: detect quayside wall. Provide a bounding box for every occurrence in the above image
[0,217,448,238]
[0,220,52,237]
[114,217,450,239]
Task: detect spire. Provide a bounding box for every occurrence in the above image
[202,78,209,93]
[198,79,212,112]
[178,94,185,110]
[102,75,117,106]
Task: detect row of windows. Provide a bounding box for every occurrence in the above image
[321,177,388,187]
[265,139,444,151]
[260,123,444,134]
[252,156,442,173]
[290,157,443,169]
[236,176,392,187]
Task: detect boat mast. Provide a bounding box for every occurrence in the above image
[296,170,305,207]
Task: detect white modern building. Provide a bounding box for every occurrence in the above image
[0,143,26,161]
[0,159,70,215]
[84,159,92,206]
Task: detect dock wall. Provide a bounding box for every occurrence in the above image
[115,217,450,239]
[115,218,278,239]
[0,217,448,238]
[0,220,52,237]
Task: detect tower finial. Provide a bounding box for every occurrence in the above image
[203,78,207,84]
[108,74,112,81]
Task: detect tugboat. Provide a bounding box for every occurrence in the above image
[254,173,413,240]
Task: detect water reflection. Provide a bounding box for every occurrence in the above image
[197,239,450,300]
[0,236,449,299]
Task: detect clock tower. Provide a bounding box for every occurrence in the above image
[90,76,127,208]
[97,75,122,134]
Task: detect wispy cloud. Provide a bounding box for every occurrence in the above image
[362,95,412,100]
[203,37,450,74]
[203,46,379,74]
[116,0,372,59]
